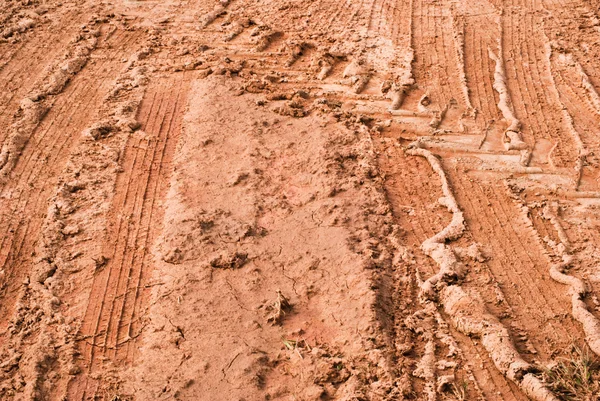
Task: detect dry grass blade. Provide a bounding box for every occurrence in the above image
[542,345,600,401]
[267,289,292,325]
[450,380,468,401]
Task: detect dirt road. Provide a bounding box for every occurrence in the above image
[1,0,600,400]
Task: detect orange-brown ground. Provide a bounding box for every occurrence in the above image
[1,0,600,400]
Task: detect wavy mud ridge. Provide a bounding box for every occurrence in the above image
[1,0,600,400]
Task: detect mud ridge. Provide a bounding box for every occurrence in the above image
[544,40,586,189]
[450,10,474,114]
[0,22,100,182]
[407,141,559,401]
[0,43,151,400]
[488,23,530,164]
[509,186,600,357]
[313,49,337,81]
[200,0,231,28]
[0,0,48,43]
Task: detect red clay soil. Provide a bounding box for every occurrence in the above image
[1,0,600,400]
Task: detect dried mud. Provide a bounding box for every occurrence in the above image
[1,0,600,400]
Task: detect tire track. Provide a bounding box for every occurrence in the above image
[523,201,600,355]
[378,139,447,260]
[0,27,146,401]
[450,172,582,359]
[377,138,532,399]
[412,0,465,115]
[500,10,539,148]
[0,29,135,232]
[0,30,141,333]
[500,4,576,168]
[463,10,501,123]
[540,0,600,187]
[551,206,600,304]
[0,26,89,144]
[406,143,559,400]
[113,75,188,363]
[376,139,443,397]
[72,73,190,401]
[122,75,189,363]
[392,0,412,50]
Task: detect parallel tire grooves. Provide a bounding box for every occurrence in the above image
[0,38,135,326]
[0,31,138,331]
[71,73,190,401]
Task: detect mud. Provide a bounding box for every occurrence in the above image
[1,0,600,400]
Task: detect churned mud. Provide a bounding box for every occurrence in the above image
[1,0,600,400]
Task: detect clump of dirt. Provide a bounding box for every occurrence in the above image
[210,251,249,269]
